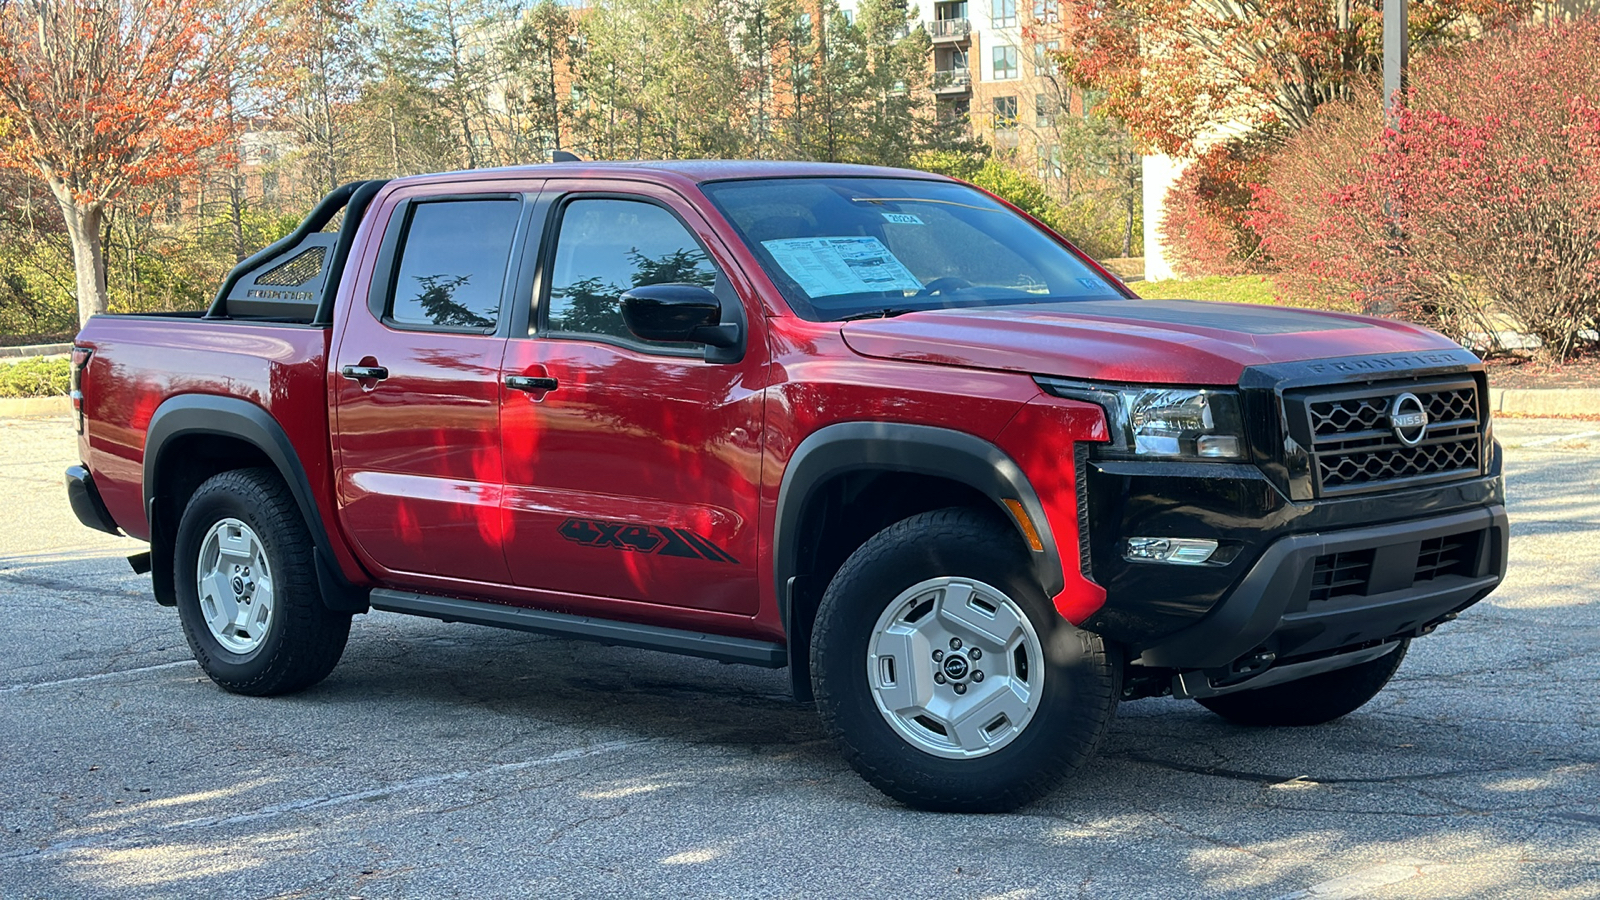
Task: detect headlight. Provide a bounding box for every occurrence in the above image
[1037,378,1246,460]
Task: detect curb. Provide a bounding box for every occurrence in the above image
[0,396,70,418]
[0,343,71,358]
[1488,387,1600,418]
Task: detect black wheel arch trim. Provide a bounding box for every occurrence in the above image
[143,394,369,612]
[774,422,1065,637]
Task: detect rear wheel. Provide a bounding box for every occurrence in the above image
[811,507,1120,812]
[174,468,351,696]
[1197,641,1408,727]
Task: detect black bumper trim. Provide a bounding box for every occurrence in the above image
[65,465,120,536]
[1134,505,1508,669]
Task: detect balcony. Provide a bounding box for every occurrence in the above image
[927,18,972,43]
[932,67,972,94]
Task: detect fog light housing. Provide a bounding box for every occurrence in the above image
[1124,537,1219,565]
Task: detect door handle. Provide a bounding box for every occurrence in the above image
[340,365,389,382]
[505,375,559,393]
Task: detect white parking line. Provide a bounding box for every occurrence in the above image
[1518,430,1600,448]
[1271,858,1433,900]
[0,660,195,695]
[169,737,648,829]
[1,738,648,861]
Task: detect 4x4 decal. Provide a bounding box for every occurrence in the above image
[557,517,739,564]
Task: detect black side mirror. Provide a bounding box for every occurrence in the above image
[620,284,740,348]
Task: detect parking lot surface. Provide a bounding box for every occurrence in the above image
[1,414,1596,899]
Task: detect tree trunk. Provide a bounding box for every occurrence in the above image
[56,195,108,327]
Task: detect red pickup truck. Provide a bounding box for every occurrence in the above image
[66,161,1507,811]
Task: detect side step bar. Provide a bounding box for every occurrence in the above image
[368,589,787,668]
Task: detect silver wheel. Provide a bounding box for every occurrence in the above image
[866,576,1045,759]
[195,518,275,655]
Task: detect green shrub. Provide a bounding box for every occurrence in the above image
[0,356,71,398]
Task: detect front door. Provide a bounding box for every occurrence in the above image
[333,185,534,585]
[499,183,767,614]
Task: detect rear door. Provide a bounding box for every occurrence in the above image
[332,181,540,585]
[498,180,768,614]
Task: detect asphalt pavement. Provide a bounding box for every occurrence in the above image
[1,415,1596,899]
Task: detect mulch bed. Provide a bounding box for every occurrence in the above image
[1484,349,1600,390]
[0,331,74,348]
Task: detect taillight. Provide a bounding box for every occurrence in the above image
[70,346,92,434]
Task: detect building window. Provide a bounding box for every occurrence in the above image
[841,8,854,25]
[1036,93,1061,127]
[994,95,1019,130]
[1037,144,1064,180]
[1033,0,1059,23]
[992,0,1016,28]
[992,45,1018,80]
[1033,40,1060,76]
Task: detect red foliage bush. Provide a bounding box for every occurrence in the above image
[1160,137,1275,278]
[1253,17,1600,359]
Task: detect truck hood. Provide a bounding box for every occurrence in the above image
[839,299,1467,385]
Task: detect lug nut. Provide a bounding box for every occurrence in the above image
[969,648,982,661]
[953,683,967,695]
[949,637,962,650]
[934,672,946,684]
[932,649,944,662]
[972,670,985,682]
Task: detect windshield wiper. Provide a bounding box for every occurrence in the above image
[838,307,921,322]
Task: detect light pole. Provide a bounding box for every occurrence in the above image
[1383,0,1409,129]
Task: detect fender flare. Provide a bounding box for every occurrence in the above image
[143,394,368,612]
[773,421,1065,630]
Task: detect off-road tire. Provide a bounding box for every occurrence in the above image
[811,507,1120,813]
[1197,640,1409,727]
[174,468,351,696]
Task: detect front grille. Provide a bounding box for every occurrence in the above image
[1414,533,1476,582]
[1306,528,1484,607]
[1296,379,1483,497]
[1309,549,1375,604]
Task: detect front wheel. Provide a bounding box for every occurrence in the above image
[174,468,351,696]
[811,508,1120,813]
[1197,641,1409,727]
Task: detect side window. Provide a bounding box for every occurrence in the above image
[544,198,720,347]
[389,199,521,330]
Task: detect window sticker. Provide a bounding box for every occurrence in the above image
[760,236,925,297]
[882,212,925,225]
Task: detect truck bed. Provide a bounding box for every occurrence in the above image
[74,315,336,545]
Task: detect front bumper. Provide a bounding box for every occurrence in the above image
[1134,503,1506,670]
[66,465,121,536]
[1081,447,1508,672]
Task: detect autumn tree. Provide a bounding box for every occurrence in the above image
[0,0,255,326]
[271,0,364,197]
[1054,0,1533,155]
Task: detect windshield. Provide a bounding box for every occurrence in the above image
[700,176,1126,321]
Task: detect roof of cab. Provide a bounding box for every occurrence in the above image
[385,159,952,191]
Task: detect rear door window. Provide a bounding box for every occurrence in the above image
[389,199,522,331]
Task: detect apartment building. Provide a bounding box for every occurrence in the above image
[839,0,1083,188]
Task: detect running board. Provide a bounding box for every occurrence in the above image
[368,589,787,668]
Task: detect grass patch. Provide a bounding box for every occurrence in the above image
[1135,275,1279,305]
[0,356,70,398]
[1136,274,1363,313]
